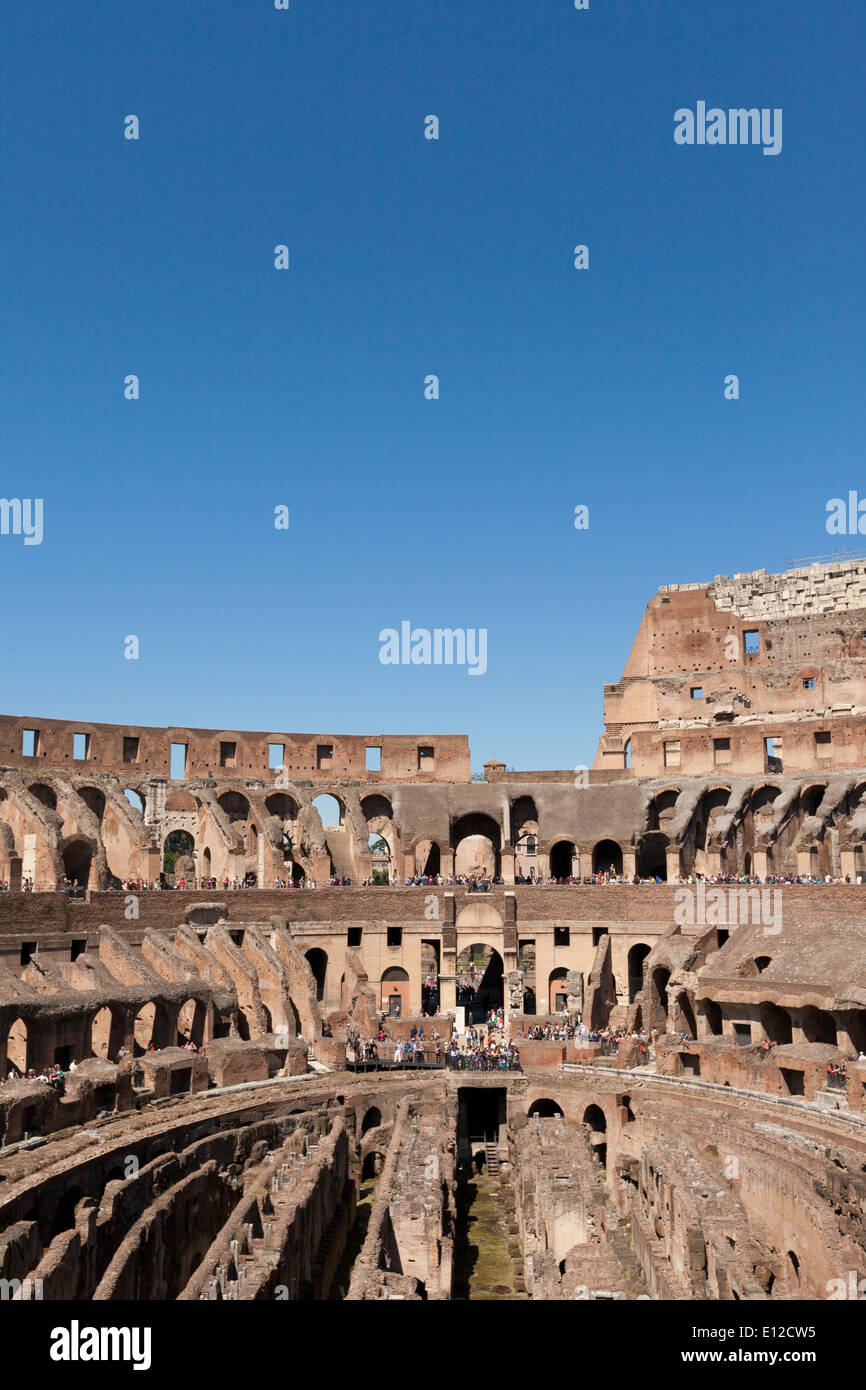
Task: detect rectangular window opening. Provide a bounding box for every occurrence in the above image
[690,687,703,700]
[70,939,87,962]
[73,732,89,761]
[803,677,815,690]
[814,731,831,756]
[764,736,782,773]
[317,744,333,770]
[22,729,38,757]
[713,737,731,765]
[123,736,140,764]
[170,743,188,780]
[268,743,285,770]
[387,927,403,948]
[554,926,570,947]
[417,745,434,772]
[347,927,362,947]
[744,630,760,654]
[365,746,382,772]
[20,941,36,967]
[220,741,237,769]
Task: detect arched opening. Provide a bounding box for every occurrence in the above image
[201,847,211,881]
[163,830,194,875]
[627,944,651,1003]
[362,1151,384,1179]
[673,991,697,1038]
[217,791,250,823]
[528,1098,564,1118]
[549,967,569,1015]
[133,1002,157,1056]
[636,831,668,880]
[29,783,57,811]
[800,1007,837,1046]
[759,1002,793,1046]
[549,841,576,880]
[124,788,145,816]
[312,794,343,828]
[7,1017,28,1073]
[361,1106,382,1134]
[305,949,328,1003]
[451,813,502,880]
[455,944,504,1019]
[592,839,622,877]
[62,841,92,890]
[177,998,205,1048]
[266,792,299,821]
[49,1186,85,1241]
[413,840,440,877]
[77,786,106,822]
[91,1006,121,1060]
[582,1103,607,1168]
[787,1250,800,1288]
[368,833,391,883]
[381,966,409,1019]
[651,966,671,1029]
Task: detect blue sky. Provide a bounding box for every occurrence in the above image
[1,1,864,773]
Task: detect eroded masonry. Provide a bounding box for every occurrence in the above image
[2,557,866,1300]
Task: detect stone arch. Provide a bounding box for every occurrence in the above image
[62,840,93,890]
[759,1001,792,1045]
[164,830,194,875]
[410,838,441,877]
[77,786,106,822]
[627,943,651,1004]
[305,948,328,1003]
[216,790,250,823]
[592,839,622,876]
[456,942,504,1015]
[549,967,568,1014]
[7,1017,28,1073]
[548,840,576,879]
[28,783,57,811]
[362,1151,385,1179]
[636,831,668,879]
[646,788,680,831]
[123,788,145,816]
[672,990,697,1037]
[529,1098,563,1118]
[176,998,206,1048]
[381,966,409,1018]
[91,1006,123,1060]
[361,1105,382,1134]
[312,794,344,828]
[582,1103,607,1167]
[451,812,502,878]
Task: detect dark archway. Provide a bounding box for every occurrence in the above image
[759,1002,793,1046]
[163,830,194,874]
[528,1098,563,1118]
[381,966,409,1019]
[592,839,622,876]
[305,949,328,1003]
[549,841,576,879]
[627,943,651,1004]
[62,841,92,890]
[361,1106,382,1134]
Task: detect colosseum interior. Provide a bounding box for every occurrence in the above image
[1,560,865,1312]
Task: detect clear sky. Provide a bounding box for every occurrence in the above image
[1,1,864,774]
